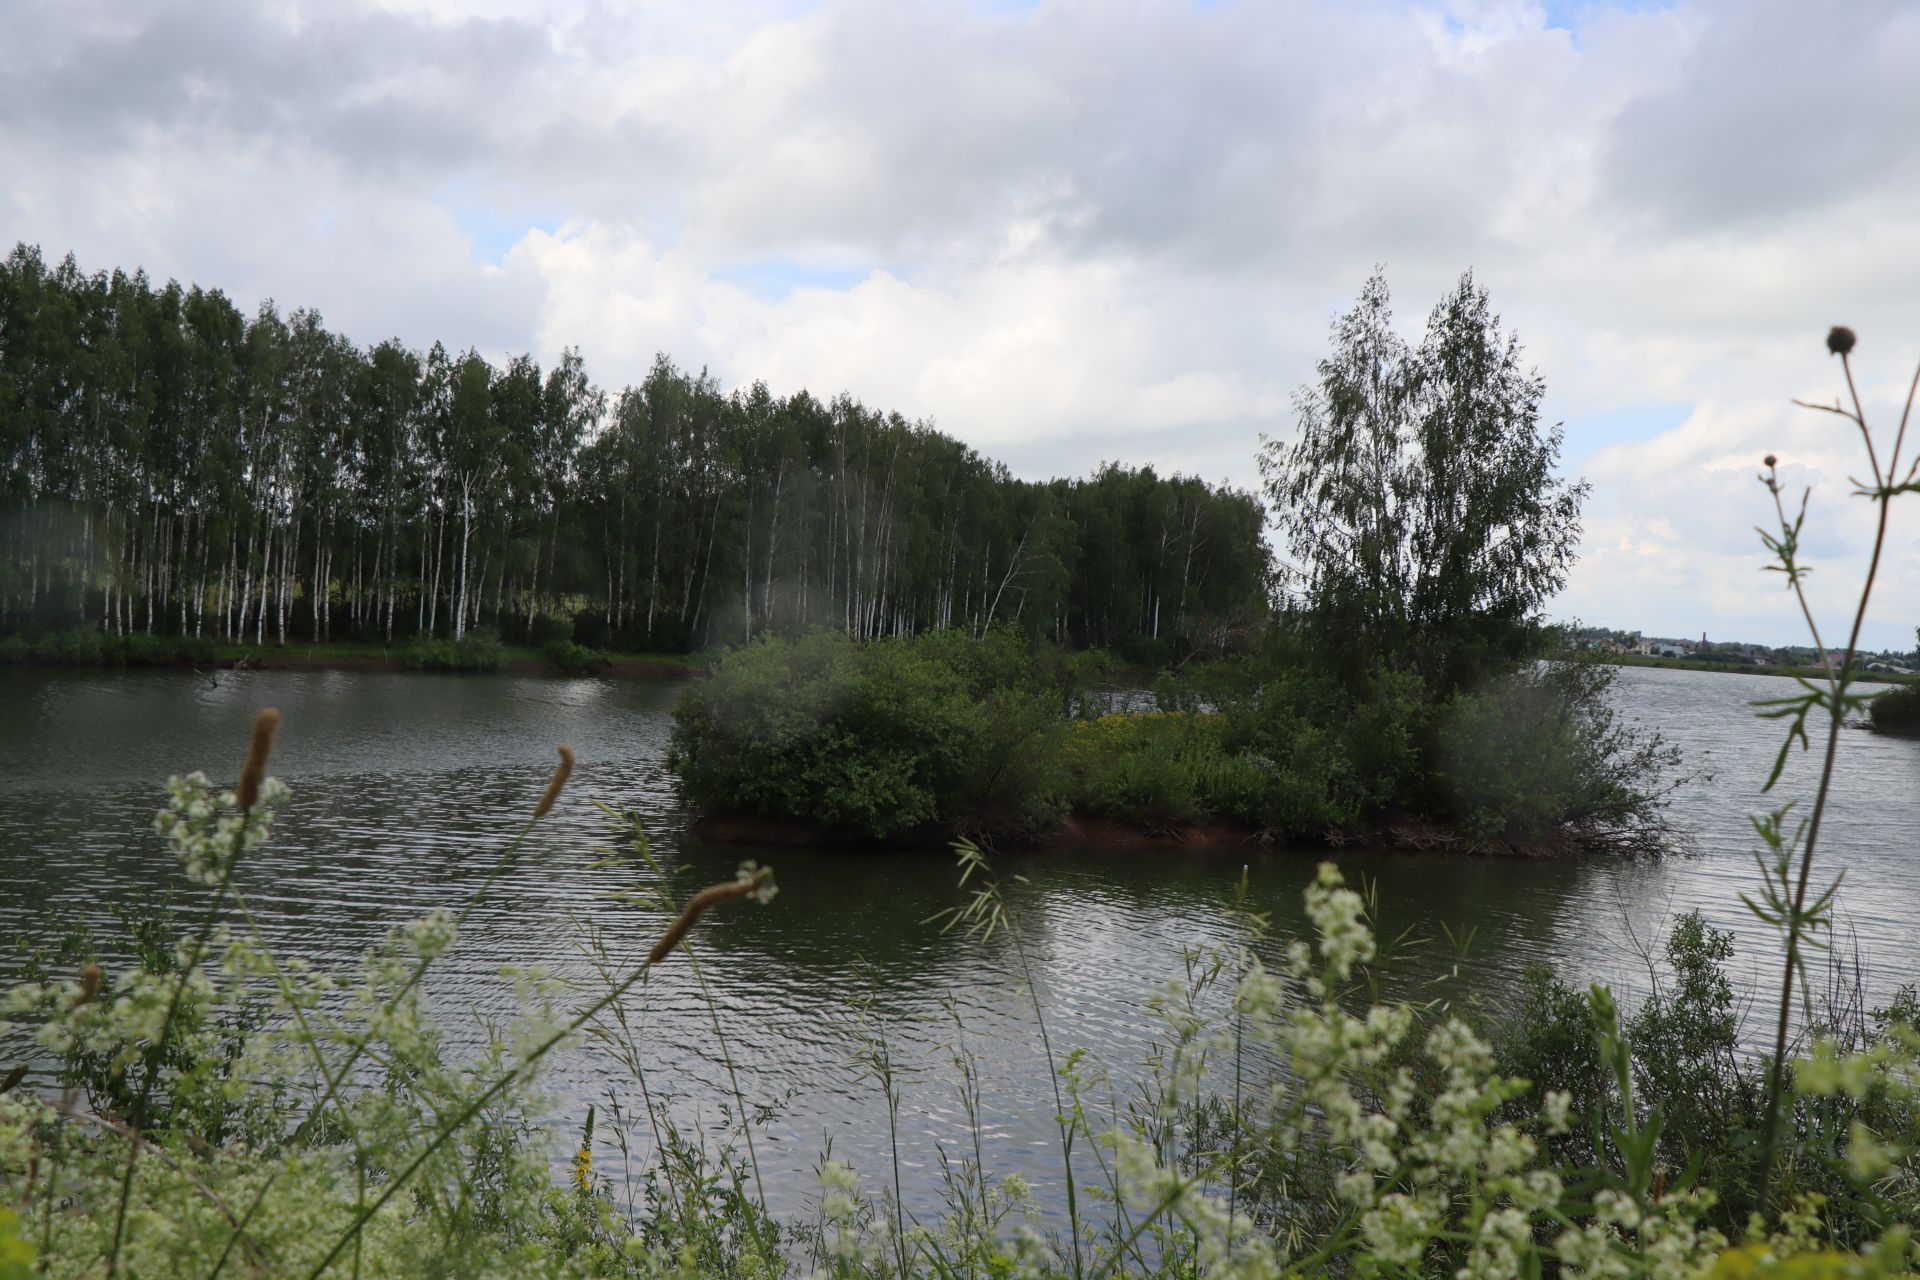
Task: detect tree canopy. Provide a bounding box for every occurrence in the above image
[0,244,1272,655]
[1259,269,1586,691]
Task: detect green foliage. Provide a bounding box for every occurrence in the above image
[1491,913,1920,1247]
[528,611,575,646]
[402,629,506,671]
[1261,269,1587,695]
[543,638,611,675]
[0,244,1271,656]
[0,1211,32,1280]
[672,626,1673,849]
[1432,657,1681,848]
[670,630,1071,839]
[0,627,219,667]
[1057,709,1364,837]
[1868,682,1920,734]
[1145,641,1670,849]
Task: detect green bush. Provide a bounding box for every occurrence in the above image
[529,612,575,646]
[1431,658,1678,849]
[669,623,1674,848]
[33,625,104,665]
[0,627,219,667]
[108,631,217,667]
[1869,682,1920,734]
[543,639,611,675]
[403,629,506,672]
[670,630,1071,839]
[1489,912,1920,1244]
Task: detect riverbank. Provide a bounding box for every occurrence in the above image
[690,807,1646,857]
[0,633,706,678]
[1593,650,1920,683]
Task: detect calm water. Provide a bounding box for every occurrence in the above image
[2,663,1917,1217]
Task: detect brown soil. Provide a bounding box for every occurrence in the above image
[691,809,1632,859]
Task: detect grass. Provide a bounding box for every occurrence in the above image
[219,638,697,668]
[0,629,700,674]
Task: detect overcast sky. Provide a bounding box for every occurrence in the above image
[5,0,1918,647]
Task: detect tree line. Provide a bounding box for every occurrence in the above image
[0,244,1272,655]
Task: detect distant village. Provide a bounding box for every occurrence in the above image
[1567,626,1919,676]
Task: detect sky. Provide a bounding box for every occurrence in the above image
[5,0,1919,648]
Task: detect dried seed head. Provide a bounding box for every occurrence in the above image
[236,708,282,810]
[1827,326,1856,356]
[534,745,576,819]
[647,875,766,966]
[75,964,102,1009]
[1764,454,1777,468]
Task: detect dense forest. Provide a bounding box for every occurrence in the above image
[0,244,1271,655]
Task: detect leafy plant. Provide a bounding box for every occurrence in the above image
[403,628,506,671]
[1261,270,1588,696]
[543,638,611,675]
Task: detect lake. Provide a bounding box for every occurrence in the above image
[2,662,1916,1219]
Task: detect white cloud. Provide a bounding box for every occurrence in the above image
[4,0,1919,645]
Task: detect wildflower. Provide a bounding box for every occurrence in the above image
[1542,1088,1573,1135]
[1304,862,1374,981]
[572,1104,595,1194]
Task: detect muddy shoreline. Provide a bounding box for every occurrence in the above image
[689,810,1632,857]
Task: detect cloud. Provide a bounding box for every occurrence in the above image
[3,0,1919,645]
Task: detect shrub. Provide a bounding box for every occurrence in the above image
[528,612,575,646]
[403,629,506,672]
[108,631,217,667]
[32,625,103,665]
[1869,682,1920,734]
[570,611,613,650]
[543,639,610,675]
[1431,657,1679,850]
[1058,713,1218,827]
[670,630,1071,839]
